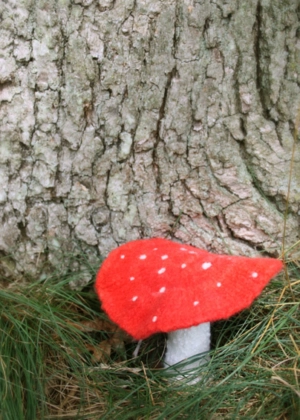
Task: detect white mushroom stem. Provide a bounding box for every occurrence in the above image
[164,322,211,375]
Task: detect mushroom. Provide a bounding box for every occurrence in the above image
[95,238,283,379]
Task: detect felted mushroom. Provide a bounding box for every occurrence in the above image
[95,238,283,378]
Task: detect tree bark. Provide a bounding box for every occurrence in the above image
[0,0,299,282]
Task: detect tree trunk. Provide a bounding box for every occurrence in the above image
[0,0,299,283]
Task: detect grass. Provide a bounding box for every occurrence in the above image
[0,249,299,419]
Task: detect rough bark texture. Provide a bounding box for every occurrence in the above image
[0,0,299,283]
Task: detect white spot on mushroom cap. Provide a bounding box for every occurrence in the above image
[189,251,197,254]
[252,272,258,278]
[202,262,212,270]
[120,255,125,259]
[180,247,187,251]
[130,277,135,281]
[158,267,166,274]
[159,286,166,293]
[139,254,147,260]
[132,296,138,301]
[181,263,187,269]
[161,255,168,260]
[193,301,199,306]
[153,248,158,250]
[152,316,158,322]
[217,282,222,287]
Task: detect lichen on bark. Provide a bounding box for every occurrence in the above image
[0,0,299,282]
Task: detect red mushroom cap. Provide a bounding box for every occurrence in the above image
[95,238,283,340]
